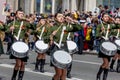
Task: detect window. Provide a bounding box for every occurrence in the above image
[44,0,52,13]
[36,0,41,13]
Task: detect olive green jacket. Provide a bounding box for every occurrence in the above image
[6,19,31,39]
[96,22,120,38]
[51,22,83,43]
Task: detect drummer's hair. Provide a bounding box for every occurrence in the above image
[55,13,63,18]
[101,12,108,18]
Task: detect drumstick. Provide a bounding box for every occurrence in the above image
[56,24,63,32]
[50,24,63,41]
[100,19,105,33]
[39,26,45,40]
[12,18,15,35]
[15,21,24,40]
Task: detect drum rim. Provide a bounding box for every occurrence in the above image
[35,40,48,49]
[53,50,72,64]
[11,41,29,58]
[67,40,77,49]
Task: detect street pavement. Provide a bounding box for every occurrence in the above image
[0,44,120,80]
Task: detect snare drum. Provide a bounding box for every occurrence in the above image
[100,41,117,56]
[114,39,120,50]
[67,40,78,54]
[51,50,72,69]
[11,41,29,58]
[35,40,48,53]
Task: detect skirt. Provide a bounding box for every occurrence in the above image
[10,54,28,62]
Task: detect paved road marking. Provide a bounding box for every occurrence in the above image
[73,60,101,65]
[0,64,83,80]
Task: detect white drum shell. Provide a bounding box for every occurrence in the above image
[35,40,48,53]
[11,41,29,58]
[100,41,117,56]
[67,41,78,54]
[51,50,72,69]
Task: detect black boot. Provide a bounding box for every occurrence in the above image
[18,71,24,80]
[67,63,72,78]
[116,59,120,73]
[40,59,45,73]
[52,77,54,80]
[109,59,115,72]
[11,69,18,80]
[103,69,108,80]
[96,66,104,80]
[35,59,40,71]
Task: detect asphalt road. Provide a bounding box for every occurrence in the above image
[0,44,120,80]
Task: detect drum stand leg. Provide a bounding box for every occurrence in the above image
[96,66,104,80]
[40,59,45,73]
[103,69,108,80]
[67,63,72,78]
[116,59,120,73]
[18,71,24,80]
[11,69,18,80]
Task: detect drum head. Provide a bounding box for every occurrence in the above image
[53,50,72,64]
[115,40,120,46]
[12,41,29,53]
[67,41,77,50]
[35,40,48,50]
[102,42,117,51]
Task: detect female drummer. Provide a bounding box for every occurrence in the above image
[50,13,83,80]
[7,9,31,80]
[0,21,5,56]
[34,15,53,73]
[96,13,120,80]
[109,17,120,73]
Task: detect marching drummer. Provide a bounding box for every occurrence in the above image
[96,13,120,80]
[34,14,53,73]
[109,17,120,73]
[6,8,31,80]
[50,13,83,80]
[0,21,5,56]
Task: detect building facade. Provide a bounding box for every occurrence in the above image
[5,0,120,15]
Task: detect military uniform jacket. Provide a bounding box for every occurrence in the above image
[51,22,83,43]
[35,24,53,43]
[0,24,5,54]
[6,19,31,40]
[96,22,120,38]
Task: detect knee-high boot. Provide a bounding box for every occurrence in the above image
[67,63,72,78]
[103,69,108,80]
[40,59,45,73]
[18,71,24,80]
[96,66,104,80]
[109,59,115,72]
[11,69,18,80]
[116,59,120,73]
[35,59,40,71]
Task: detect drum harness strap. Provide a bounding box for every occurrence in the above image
[101,22,110,41]
[116,29,120,38]
[53,24,66,49]
[14,21,24,41]
[38,26,45,40]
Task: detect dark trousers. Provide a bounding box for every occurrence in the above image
[74,36,84,54]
